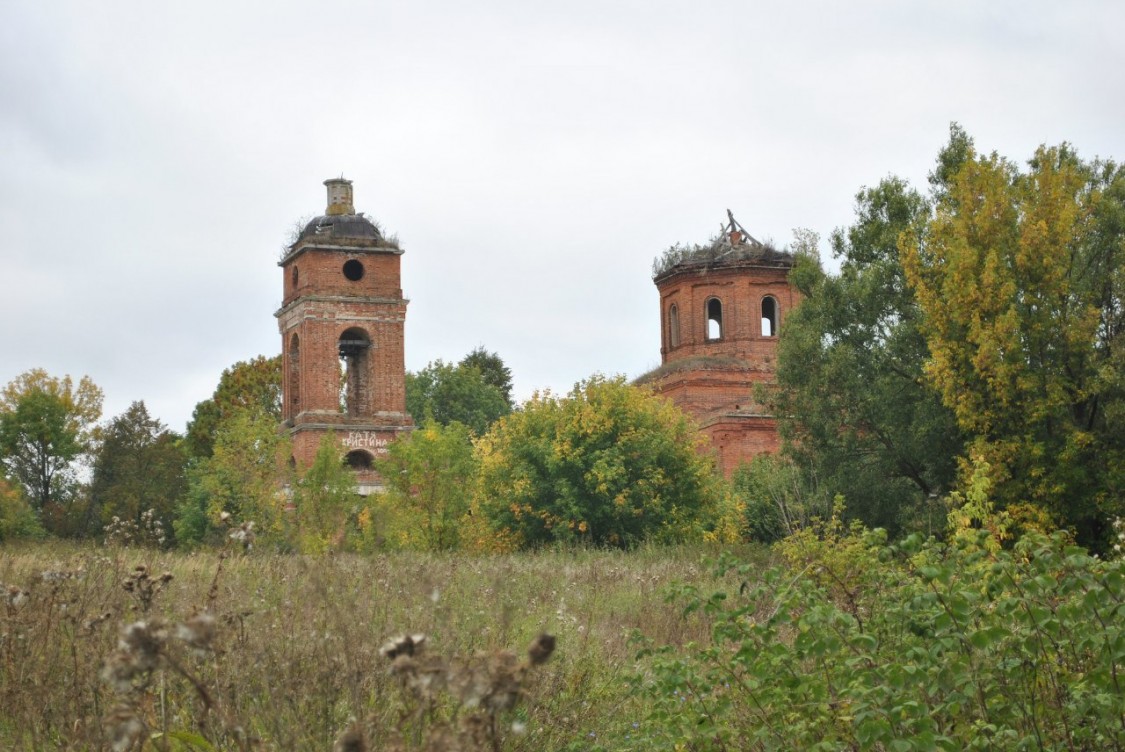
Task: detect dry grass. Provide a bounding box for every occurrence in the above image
[0,541,766,750]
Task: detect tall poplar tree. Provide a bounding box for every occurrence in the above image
[901,140,1125,542]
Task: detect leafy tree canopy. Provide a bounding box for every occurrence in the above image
[0,369,103,518]
[374,418,479,551]
[291,434,358,553]
[901,133,1125,544]
[0,472,41,541]
[459,347,514,407]
[176,406,290,547]
[89,401,186,542]
[184,355,281,458]
[772,173,963,534]
[405,354,512,435]
[475,375,718,548]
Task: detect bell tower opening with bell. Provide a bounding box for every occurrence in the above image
[276,178,413,493]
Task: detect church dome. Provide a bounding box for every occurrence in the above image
[297,213,384,242]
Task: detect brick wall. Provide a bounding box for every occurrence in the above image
[277,238,412,473]
[652,258,799,477]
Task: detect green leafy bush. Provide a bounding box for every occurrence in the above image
[475,376,722,548]
[633,520,1125,750]
[0,474,42,541]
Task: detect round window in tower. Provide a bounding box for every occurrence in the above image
[343,259,365,281]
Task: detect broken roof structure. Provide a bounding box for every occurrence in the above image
[652,209,794,280]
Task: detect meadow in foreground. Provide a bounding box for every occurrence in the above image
[1,541,756,750]
[4,519,1122,751]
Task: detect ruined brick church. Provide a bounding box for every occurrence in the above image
[639,212,798,477]
[277,180,796,489]
[276,179,413,494]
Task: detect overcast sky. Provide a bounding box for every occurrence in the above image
[2,0,1123,433]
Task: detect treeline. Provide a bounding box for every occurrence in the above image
[2,126,1123,553]
[0,349,731,552]
[756,124,1125,552]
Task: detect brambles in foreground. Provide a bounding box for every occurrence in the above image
[632,515,1125,750]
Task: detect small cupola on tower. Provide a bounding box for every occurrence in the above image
[324,178,355,216]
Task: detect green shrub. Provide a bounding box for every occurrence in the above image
[0,475,42,541]
[632,521,1125,750]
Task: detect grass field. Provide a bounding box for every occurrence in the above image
[1,541,766,750]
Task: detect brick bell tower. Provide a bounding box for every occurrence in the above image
[276,178,412,493]
[641,211,799,477]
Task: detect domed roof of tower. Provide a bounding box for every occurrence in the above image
[296,213,387,243]
[286,178,400,252]
[652,210,794,280]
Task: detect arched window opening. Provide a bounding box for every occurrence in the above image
[762,296,778,337]
[668,303,681,348]
[291,265,299,289]
[338,327,371,416]
[706,298,723,340]
[288,333,301,415]
[345,450,374,470]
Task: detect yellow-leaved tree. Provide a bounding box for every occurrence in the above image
[0,369,103,534]
[475,375,731,548]
[900,134,1125,544]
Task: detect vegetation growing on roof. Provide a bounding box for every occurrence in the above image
[279,214,401,261]
[652,210,792,279]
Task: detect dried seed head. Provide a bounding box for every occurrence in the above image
[6,585,29,609]
[486,650,523,711]
[105,704,145,752]
[381,633,425,660]
[176,612,217,653]
[119,619,168,667]
[229,521,256,550]
[527,633,556,666]
[459,713,489,746]
[101,651,139,692]
[83,611,114,633]
[333,719,368,752]
[389,654,418,678]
